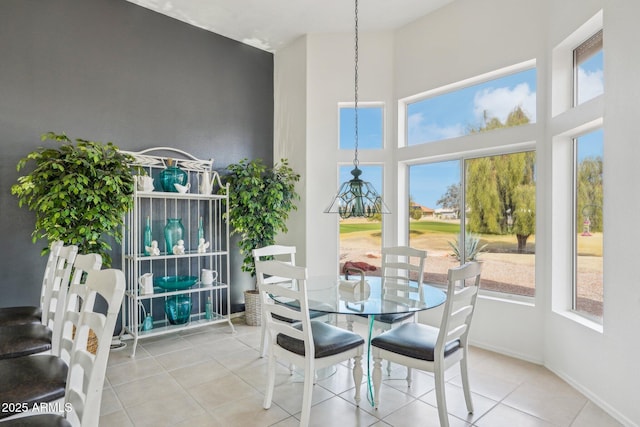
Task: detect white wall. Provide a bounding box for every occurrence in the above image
[274,36,308,263]
[275,0,640,424]
[544,0,640,424]
[276,31,395,276]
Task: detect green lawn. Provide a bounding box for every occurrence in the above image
[340,219,601,256]
[340,220,460,234]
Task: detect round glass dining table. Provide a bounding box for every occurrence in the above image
[272,275,447,405]
[300,275,446,316]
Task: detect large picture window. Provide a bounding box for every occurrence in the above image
[465,152,536,297]
[408,151,536,297]
[407,68,536,145]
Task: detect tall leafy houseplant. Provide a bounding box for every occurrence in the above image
[220,158,300,278]
[11,132,135,266]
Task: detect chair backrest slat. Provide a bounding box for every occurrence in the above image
[42,244,78,327]
[39,241,64,311]
[381,246,427,298]
[253,245,297,285]
[436,262,482,355]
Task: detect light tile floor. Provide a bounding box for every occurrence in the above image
[101,317,622,427]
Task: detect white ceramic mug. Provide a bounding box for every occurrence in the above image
[201,269,218,285]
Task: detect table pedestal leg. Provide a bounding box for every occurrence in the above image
[367,314,375,406]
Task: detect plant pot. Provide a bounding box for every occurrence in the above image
[244,289,261,326]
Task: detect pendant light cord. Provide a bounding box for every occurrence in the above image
[353,0,359,169]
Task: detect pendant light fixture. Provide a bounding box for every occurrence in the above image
[324,0,391,219]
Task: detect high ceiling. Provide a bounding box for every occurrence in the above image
[126,0,454,52]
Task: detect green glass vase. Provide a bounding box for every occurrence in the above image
[164,218,184,254]
[159,159,188,192]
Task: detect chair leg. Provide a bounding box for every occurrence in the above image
[346,316,354,332]
[386,360,392,376]
[372,356,383,409]
[300,360,315,427]
[259,323,268,357]
[352,354,363,406]
[434,368,449,427]
[263,354,276,409]
[406,367,412,387]
[460,355,474,414]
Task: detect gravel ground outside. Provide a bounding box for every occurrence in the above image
[340,237,603,318]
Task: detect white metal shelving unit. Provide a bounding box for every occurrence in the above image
[120,147,235,357]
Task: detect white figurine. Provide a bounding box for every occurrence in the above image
[172,239,185,255]
[197,238,210,253]
[146,240,160,256]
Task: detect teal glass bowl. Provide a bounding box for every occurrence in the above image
[154,275,197,291]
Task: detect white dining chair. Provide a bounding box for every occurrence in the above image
[252,245,331,358]
[0,244,78,359]
[0,241,64,326]
[347,246,427,373]
[257,259,364,427]
[0,268,126,426]
[252,245,297,356]
[370,262,482,427]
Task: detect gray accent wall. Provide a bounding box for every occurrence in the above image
[0,0,273,311]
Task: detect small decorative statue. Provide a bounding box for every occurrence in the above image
[197,238,210,253]
[172,239,185,255]
[146,240,160,256]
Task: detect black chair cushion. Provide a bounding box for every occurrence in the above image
[277,320,364,359]
[0,307,41,327]
[0,355,67,419]
[0,324,52,359]
[272,300,331,323]
[356,312,415,324]
[0,414,72,426]
[371,322,460,362]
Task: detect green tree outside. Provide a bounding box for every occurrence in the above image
[465,106,536,252]
[577,157,603,232]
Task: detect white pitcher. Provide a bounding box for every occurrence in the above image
[139,273,154,295]
[198,170,215,195]
[201,269,218,285]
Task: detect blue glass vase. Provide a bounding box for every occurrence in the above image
[143,216,152,255]
[164,218,184,254]
[165,295,191,325]
[159,160,188,192]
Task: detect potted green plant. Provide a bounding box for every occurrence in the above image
[11,132,135,266]
[219,158,300,325]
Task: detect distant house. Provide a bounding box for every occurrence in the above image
[435,208,458,219]
[410,203,435,218]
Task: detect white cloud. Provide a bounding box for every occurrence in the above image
[408,112,464,143]
[577,67,604,104]
[473,82,536,124]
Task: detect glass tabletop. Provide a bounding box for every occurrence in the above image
[273,276,446,316]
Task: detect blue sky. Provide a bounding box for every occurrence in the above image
[407,68,537,145]
[339,56,603,210]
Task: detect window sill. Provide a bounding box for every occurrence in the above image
[478,290,535,307]
[555,309,603,334]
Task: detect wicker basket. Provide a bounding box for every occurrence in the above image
[72,326,98,355]
[244,290,261,326]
